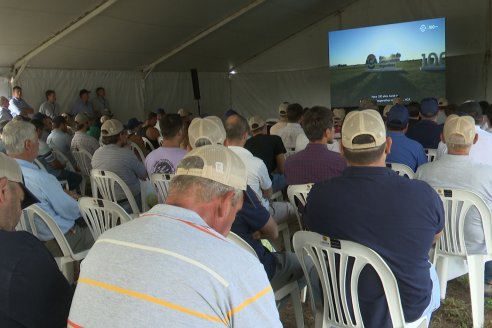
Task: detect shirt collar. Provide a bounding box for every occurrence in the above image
[15,158,38,170]
[148,204,208,226]
[228,146,253,157]
[343,166,395,177]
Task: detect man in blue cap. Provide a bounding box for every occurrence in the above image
[386,104,427,171]
[406,97,443,149]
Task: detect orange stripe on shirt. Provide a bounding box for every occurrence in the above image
[226,285,274,318]
[78,278,228,324]
[67,319,83,328]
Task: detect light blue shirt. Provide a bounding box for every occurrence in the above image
[0,107,12,121]
[9,97,32,117]
[39,101,61,119]
[387,131,427,172]
[72,99,94,116]
[47,129,72,155]
[16,159,80,240]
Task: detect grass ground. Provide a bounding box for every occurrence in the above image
[280,277,492,327]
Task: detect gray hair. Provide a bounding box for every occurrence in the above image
[2,120,37,155]
[194,138,212,148]
[170,156,242,205]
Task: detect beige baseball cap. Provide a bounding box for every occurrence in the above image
[75,113,90,125]
[278,102,289,116]
[438,97,448,107]
[176,144,247,191]
[0,153,39,208]
[443,114,476,145]
[248,115,266,131]
[341,109,386,150]
[188,116,226,149]
[177,108,192,117]
[101,119,124,137]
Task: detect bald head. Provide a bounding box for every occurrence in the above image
[225,114,250,146]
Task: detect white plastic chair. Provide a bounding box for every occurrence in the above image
[129,141,146,162]
[33,158,48,171]
[424,148,437,162]
[150,173,174,203]
[287,183,313,230]
[52,149,76,172]
[433,188,492,328]
[386,162,415,179]
[91,169,140,216]
[270,191,292,252]
[227,232,304,328]
[72,148,93,195]
[141,136,155,151]
[78,197,132,240]
[23,204,90,284]
[293,231,427,328]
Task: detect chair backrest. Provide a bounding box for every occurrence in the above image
[72,148,93,176]
[129,141,146,162]
[141,136,155,151]
[78,197,132,240]
[90,169,140,215]
[385,162,414,179]
[150,173,174,203]
[52,149,75,172]
[287,183,313,229]
[33,158,48,171]
[227,232,259,259]
[434,188,492,256]
[23,204,76,258]
[425,148,437,162]
[293,231,407,328]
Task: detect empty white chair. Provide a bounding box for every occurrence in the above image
[129,141,146,162]
[23,204,89,284]
[287,183,313,230]
[150,173,174,203]
[91,169,140,216]
[424,148,437,162]
[78,197,132,240]
[293,231,427,328]
[227,232,304,328]
[433,188,492,328]
[386,162,414,179]
[141,136,155,151]
[72,148,93,195]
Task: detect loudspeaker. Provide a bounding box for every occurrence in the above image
[190,69,201,100]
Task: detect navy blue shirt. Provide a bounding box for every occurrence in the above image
[0,231,73,327]
[231,191,276,280]
[305,167,444,326]
[386,131,427,172]
[406,120,443,149]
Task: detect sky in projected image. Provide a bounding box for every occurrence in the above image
[329,18,445,66]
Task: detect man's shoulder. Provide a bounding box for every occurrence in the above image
[0,231,51,264]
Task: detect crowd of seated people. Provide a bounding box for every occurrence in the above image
[4,82,492,327]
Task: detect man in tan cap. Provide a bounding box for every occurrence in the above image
[304,109,444,326]
[92,119,147,212]
[187,116,226,149]
[416,114,492,294]
[69,145,281,327]
[269,101,289,135]
[0,153,75,327]
[71,113,100,155]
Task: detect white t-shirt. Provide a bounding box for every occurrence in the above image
[436,126,492,165]
[278,123,304,151]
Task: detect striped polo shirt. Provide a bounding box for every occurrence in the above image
[68,205,281,327]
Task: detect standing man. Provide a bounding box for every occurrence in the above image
[72,89,93,116]
[9,86,34,118]
[91,87,109,117]
[0,153,74,327]
[38,90,61,119]
[305,109,443,327]
[269,102,289,136]
[69,145,281,327]
[0,96,12,121]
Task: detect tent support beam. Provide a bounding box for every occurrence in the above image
[12,0,118,82]
[142,0,265,78]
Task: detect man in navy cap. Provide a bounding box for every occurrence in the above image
[386,104,427,171]
[406,97,443,149]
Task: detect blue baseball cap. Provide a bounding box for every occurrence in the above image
[387,105,409,129]
[420,98,439,117]
[125,118,143,130]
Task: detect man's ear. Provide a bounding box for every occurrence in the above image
[385,136,392,155]
[0,178,9,204]
[440,132,445,144]
[473,133,479,145]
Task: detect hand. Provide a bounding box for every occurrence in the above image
[251,231,262,240]
[65,190,79,200]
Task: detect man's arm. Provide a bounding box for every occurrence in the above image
[433,230,443,245]
[253,216,278,240]
[146,126,161,141]
[274,153,285,174]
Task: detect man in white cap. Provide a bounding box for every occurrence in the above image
[92,119,147,211]
[304,109,443,327]
[69,145,281,327]
[416,114,492,294]
[0,153,74,327]
[71,113,100,155]
[269,101,289,136]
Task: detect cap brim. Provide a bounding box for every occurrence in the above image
[20,184,39,209]
[243,185,258,207]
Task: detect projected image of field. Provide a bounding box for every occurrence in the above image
[330,59,445,106]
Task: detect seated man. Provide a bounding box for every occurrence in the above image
[305,109,443,327]
[70,113,100,155]
[31,119,82,191]
[138,112,161,150]
[72,89,94,116]
[0,96,12,121]
[285,106,346,185]
[386,104,427,172]
[125,117,148,158]
[2,120,94,256]
[406,97,443,149]
[269,102,289,136]
[69,145,281,327]
[244,115,286,192]
[92,119,147,210]
[47,115,75,164]
[38,90,61,119]
[277,103,304,152]
[0,153,74,327]
[145,113,187,175]
[225,114,296,224]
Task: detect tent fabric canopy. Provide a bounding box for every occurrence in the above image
[0,0,490,120]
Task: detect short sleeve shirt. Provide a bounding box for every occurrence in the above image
[244,134,286,173]
[406,120,443,149]
[386,131,427,172]
[144,147,187,176]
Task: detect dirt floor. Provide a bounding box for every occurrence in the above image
[280,277,492,327]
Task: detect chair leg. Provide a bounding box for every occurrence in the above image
[80,176,86,196]
[61,261,75,285]
[467,255,485,328]
[434,255,449,299]
[290,285,304,328]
